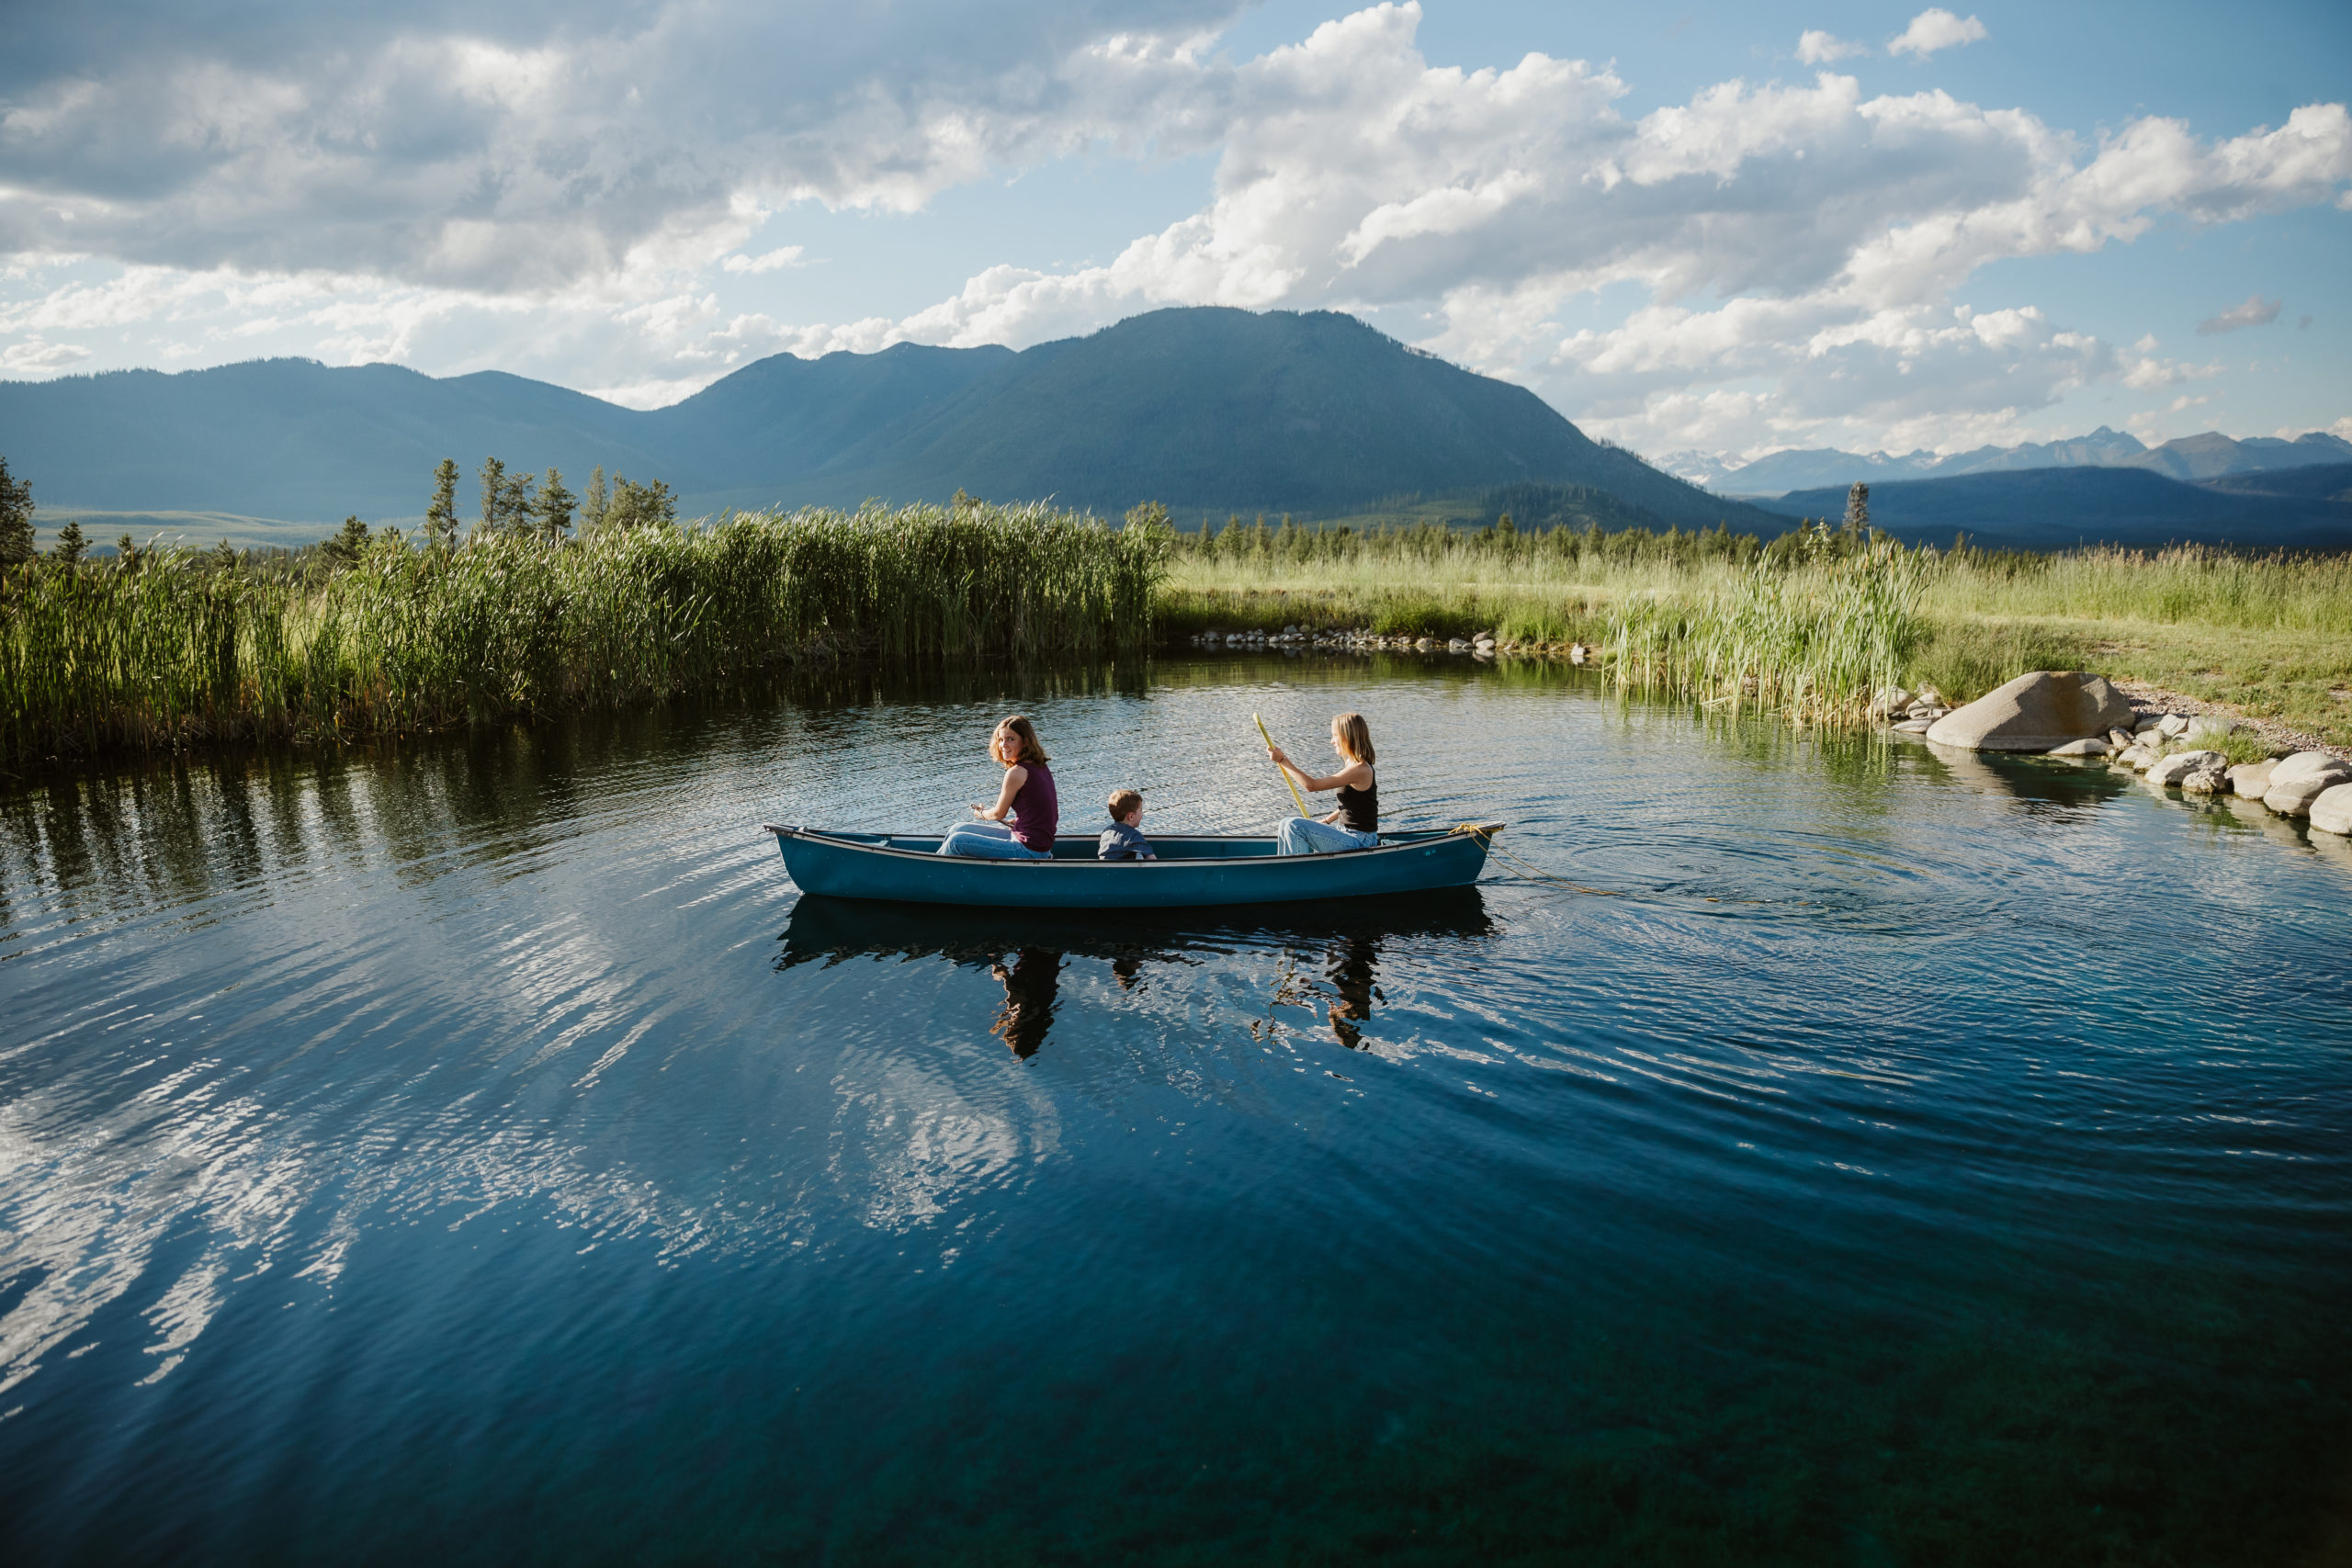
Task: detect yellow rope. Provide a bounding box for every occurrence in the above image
[1254,712,1312,818]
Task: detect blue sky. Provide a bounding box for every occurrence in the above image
[2,1,2346,465]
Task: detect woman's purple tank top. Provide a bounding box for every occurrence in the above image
[1009,762,1057,851]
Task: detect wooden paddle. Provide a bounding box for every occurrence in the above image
[1254,712,1311,818]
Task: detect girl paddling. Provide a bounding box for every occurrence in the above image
[939,715,1058,860]
[1265,712,1379,854]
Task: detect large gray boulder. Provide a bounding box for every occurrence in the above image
[2311,784,2352,836]
[2180,762,2229,795]
[2263,752,2352,817]
[1924,671,2135,752]
[2228,760,2277,798]
[2271,750,2346,784]
[2149,749,2225,786]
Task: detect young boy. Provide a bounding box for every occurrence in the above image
[1097,789,1156,861]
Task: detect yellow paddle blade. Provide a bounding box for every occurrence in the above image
[1254,711,1311,818]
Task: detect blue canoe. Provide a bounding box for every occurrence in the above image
[764,823,1504,908]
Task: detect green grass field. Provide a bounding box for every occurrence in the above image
[1163,523,2352,743]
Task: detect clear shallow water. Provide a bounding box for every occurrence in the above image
[2,658,2348,1566]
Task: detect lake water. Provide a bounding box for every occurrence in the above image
[3,657,2349,1565]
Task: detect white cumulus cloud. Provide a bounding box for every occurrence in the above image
[1,2,2347,457]
[1796,30,1868,65]
[722,247,807,276]
[0,336,89,372]
[1889,9,1988,60]
[2195,293,2282,333]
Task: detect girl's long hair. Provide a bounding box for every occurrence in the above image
[1332,712,1374,765]
[994,714,1051,766]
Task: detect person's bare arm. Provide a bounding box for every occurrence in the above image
[976,765,1026,820]
[1267,745,1372,795]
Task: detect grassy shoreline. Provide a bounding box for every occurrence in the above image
[6,508,2347,764]
[1162,525,2352,744]
[1,502,1167,765]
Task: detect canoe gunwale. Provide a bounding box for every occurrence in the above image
[762,822,1506,868]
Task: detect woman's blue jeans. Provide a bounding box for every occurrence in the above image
[938,821,1051,860]
[1276,818,1381,855]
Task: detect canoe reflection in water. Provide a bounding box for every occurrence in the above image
[776,890,1495,1058]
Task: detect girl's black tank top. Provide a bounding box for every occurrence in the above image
[1336,772,1377,833]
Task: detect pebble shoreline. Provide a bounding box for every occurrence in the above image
[1186,625,1600,663]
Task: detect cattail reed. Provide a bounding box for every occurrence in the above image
[0,501,1171,763]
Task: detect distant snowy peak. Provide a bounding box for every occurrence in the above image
[1650,450,1746,489]
[1659,427,2351,498]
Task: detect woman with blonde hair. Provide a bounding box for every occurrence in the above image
[938,714,1059,860]
[1265,712,1380,855]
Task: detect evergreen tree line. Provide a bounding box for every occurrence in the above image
[1177,480,1887,572]
[427,457,677,548]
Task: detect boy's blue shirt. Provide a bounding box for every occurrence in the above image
[1097,821,1156,861]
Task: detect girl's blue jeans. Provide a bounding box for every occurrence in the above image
[1276,818,1381,855]
[938,821,1051,860]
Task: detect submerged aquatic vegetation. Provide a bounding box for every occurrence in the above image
[0,501,1170,762]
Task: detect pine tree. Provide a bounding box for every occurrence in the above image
[0,456,34,568]
[533,468,576,543]
[322,515,372,568]
[480,457,507,533]
[426,458,459,548]
[210,536,236,572]
[501,467,537,530]
[116,534,141,571]
[1843,481,1870,536]
[53,520,86,568]
[605,476,677,532]
[582,466,608,536]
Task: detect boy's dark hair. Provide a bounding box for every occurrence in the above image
[1106,789,1143,820]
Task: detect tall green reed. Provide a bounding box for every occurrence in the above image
[0,501,1170,762]
[1605,540,1928,723]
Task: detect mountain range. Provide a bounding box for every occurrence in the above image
[1662,427,2352,497]
[0,307,1783,545]
[1756,464,2352,553]
[6,307,2346,555]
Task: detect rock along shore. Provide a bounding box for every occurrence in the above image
[1894,669,2352,839]
[1186,625,1601,663]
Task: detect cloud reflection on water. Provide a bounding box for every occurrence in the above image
[2,659,2345,1447]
